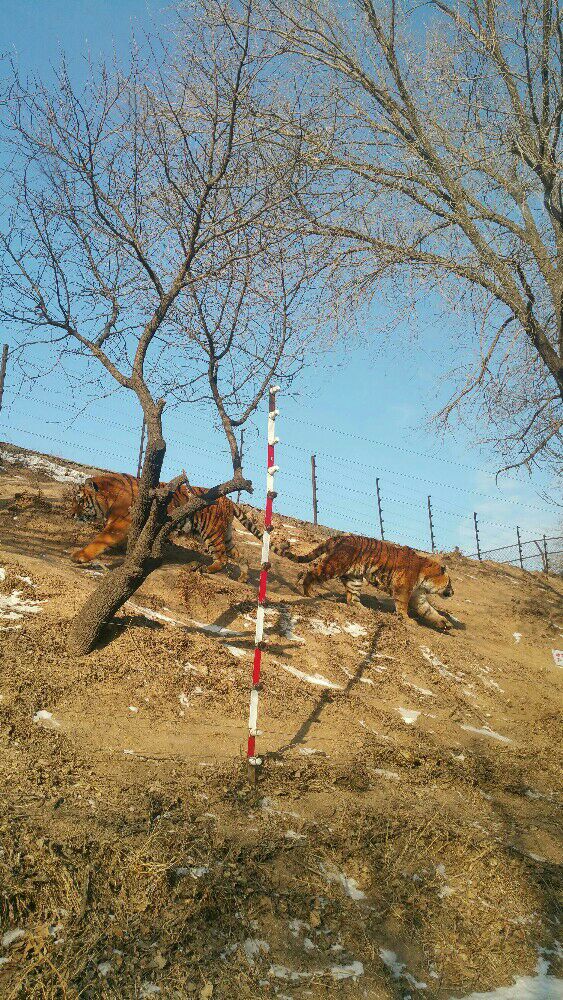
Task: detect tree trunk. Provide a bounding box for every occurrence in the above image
[67,405,168,655]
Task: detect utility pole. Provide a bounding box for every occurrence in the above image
[516,526,524,570]
[376,477,385,539]
[427,495,436,553]
[311,454,318,526]
[473,512,481,560]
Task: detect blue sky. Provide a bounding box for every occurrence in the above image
[0,0,560,557]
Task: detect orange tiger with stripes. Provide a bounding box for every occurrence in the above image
[286,534,454,630]
[70,472,280,579]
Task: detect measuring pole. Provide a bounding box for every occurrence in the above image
[236,429,245,502]
[516,526,524,570]
[311,454,318,526]
[376,477,385,540]
[473,512,481,560]
[136,418,146,479]
[247,386,280,783]
[427,495,436,553]
[543,535,549,574]
[0,345,8,412]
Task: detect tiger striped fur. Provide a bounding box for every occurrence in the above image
[290,534,454,630]
[70,473,289,578]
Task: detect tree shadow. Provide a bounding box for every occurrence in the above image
[268,625,385,760]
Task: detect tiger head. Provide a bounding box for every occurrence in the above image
[70,479,102,522]
[419,557,453,598]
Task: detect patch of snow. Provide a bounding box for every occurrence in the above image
[97,961,112,976]
[0,568,5,581]
[552,649,563,668]
[191,619,244,637]
[319,864,366,901]
[16,575,34,586]
[374,768,400,780]
[0,624,21,632]
[342,622,367,637]
[439,885,455,898]
[2,929,25,948]
[0,589,42,621]
[259,796,301,820]
[285,830,307,842]
[513,633,522,644]
[379,948,427,990]
[298,746,320,756]
[460,724,511,744]
[243,939,270,964]
[524,789,554,801]
[126,602,185,626]
[420,645,463,682]
[289,919,311,937]
[179,693,190,709]
[183,661,205,675]
[358,719,389,740]
[453,957,563,999]
[32,710,60,730]
[269,965,315,981]
[340,665,375,687]
[277,661,342,690]
[403,678,434,696]
[308,618,342,636]
[398,708,421,725]
[331,961,364,981]
[303,937,316,952]
[190,866,209,878]
[128,706,138,713]
[140,983,161,998]
[0,449,89,484]
[225,645,246,658]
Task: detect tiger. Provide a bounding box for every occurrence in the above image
[284,534,454,631]
[70,472,286,579]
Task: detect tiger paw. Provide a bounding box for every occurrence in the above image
[71,549,90,564]
[436,616,452,632]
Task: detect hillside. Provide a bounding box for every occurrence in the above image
[0,440,562,1000]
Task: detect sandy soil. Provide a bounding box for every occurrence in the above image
[0,441,562,999]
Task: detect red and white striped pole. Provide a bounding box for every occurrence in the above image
[247,385,280,782]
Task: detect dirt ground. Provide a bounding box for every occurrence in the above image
[0,441,562,1000]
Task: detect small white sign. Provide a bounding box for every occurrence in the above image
[552,649,563,667]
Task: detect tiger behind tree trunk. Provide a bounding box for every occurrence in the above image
[70,473,290,578]
[289,534,454,630]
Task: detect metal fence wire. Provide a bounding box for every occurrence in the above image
[469,535,563,574]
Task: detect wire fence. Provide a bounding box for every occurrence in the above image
[470,536,563,574]
[0,378,560,572]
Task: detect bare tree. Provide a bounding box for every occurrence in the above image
[0,4,311,653]
[252,0,563,472]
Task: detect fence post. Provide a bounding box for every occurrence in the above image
[376,477,385,540]
[543,534,549,574]
[236,428,244,503]
[473,512,481,560]
[247,386,280,784]
[427,495,436,553]
[0,344,8,412]
[516,526,524,570]
[311,454,318,526]
[136,418,146,479]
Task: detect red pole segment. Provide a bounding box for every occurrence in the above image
[247,386,280,775]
